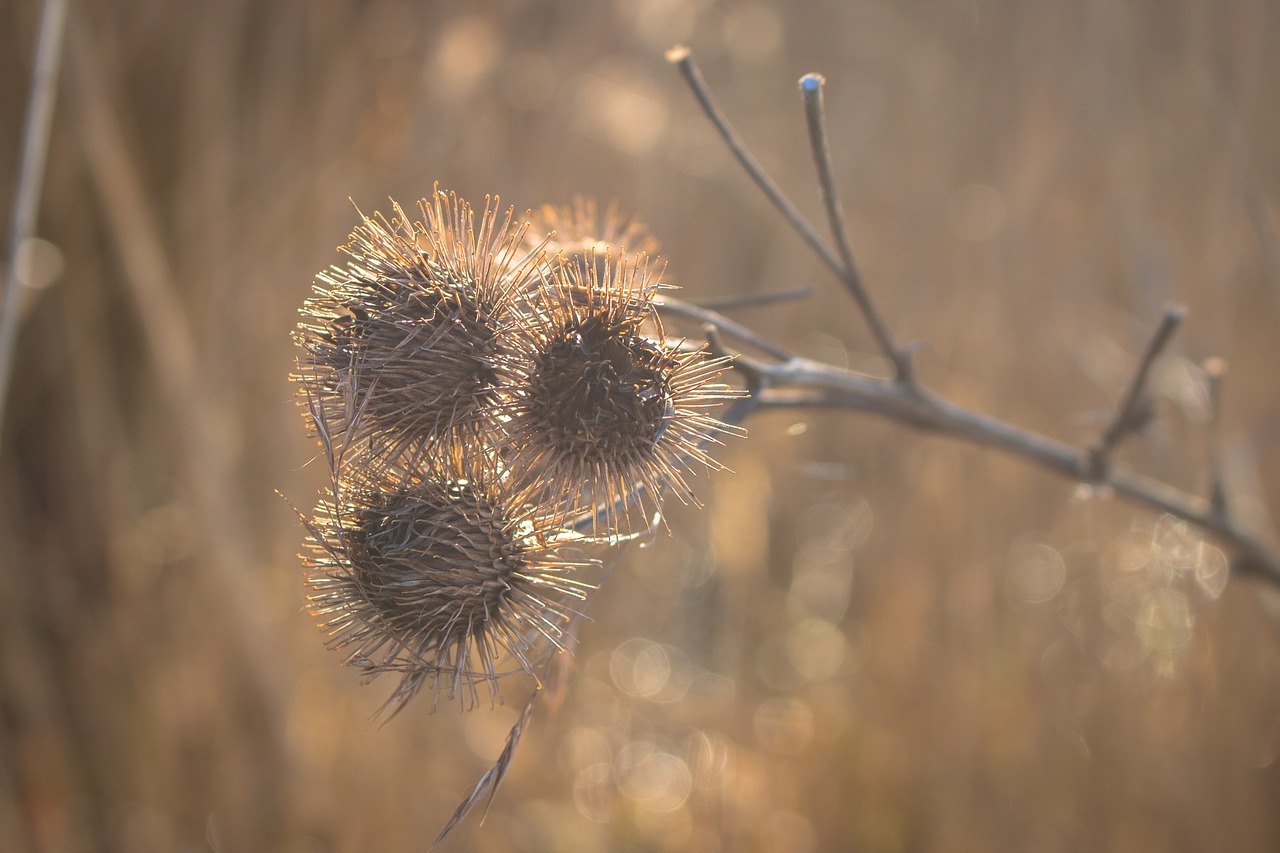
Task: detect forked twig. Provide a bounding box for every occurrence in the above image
[666,46,1280,589]
[1086,305,1185,478]
[668,47,912,382]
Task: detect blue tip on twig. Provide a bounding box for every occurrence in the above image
[800,73,823,92]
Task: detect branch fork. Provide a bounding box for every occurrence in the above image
[666,45,1280,588]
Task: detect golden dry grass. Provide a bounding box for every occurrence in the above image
[2,0,1279,851]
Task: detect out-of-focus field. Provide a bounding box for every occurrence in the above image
[3,1,1279,850]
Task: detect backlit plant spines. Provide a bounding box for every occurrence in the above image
[301,450,597,717]
[290,187,745,841]
[293,188,542,471]
[294,191,746,716]
[501,250,742,533]
[527,197,661,281]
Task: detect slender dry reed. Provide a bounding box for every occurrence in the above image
[0,0,69,436]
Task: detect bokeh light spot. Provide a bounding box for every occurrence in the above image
[610,637,672,700]
[573,762,613,823]
[1195,543,1229,600]
[1151,515,1201,571]
[1006,542,1066,604]
[786,617,848,681]
[615,742,692,812]
[753,697,815,755]
[1136,588,1193,654]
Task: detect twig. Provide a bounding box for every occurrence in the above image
[1086,305,1185,478]
[694,285,812,312]
[654,292,796,361]
[0,0,70,438]
[799,73,908,380]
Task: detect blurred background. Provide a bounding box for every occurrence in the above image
[3,0,1280,850]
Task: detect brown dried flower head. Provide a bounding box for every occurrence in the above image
[502,251,741,532]
[526,197,661,284]
[294,188,541,469]
[302,449,597,717]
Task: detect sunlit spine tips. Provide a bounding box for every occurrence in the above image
[301,452,597,717]
[294,187,542,472]
[500,251,742,534]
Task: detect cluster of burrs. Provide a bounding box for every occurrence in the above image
[292,187,740,718]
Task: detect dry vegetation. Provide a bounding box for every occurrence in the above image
[2,0,1280,851]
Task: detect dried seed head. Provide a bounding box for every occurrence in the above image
[302,451,597,717]
[526,197,661,285]
[503,252,741,532]
[294,188,541,470]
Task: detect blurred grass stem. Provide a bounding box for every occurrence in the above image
[0,0,69,438]
[68,13,288,714]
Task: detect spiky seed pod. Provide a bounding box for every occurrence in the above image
[294,188,542,471]
[502,251,742,533]
[302,449,597,717]
[525,197,662,285]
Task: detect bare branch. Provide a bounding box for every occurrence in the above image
[1086,305,1186,477]
[0,0,70,437]
[800,73,908,380]
[669,54,1280,590]
[656,292,1280,589]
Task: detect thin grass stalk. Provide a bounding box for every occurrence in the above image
[0,0,70,437]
